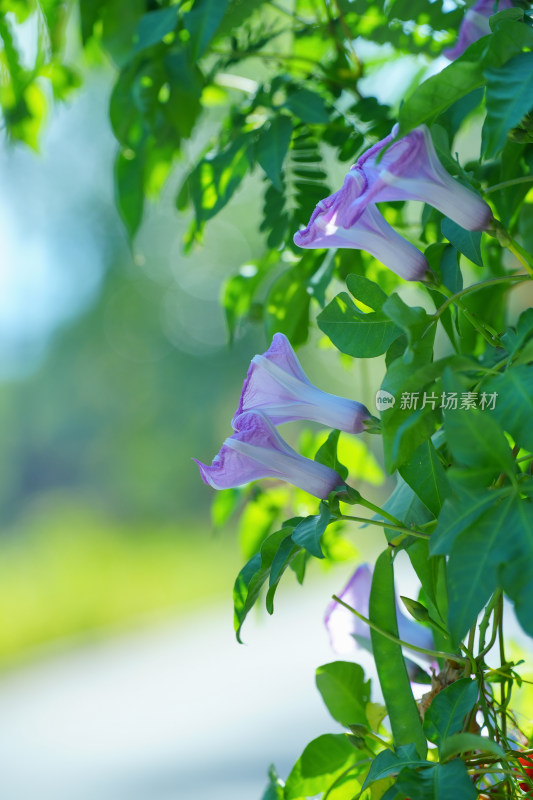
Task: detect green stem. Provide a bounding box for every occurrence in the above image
[486,665,530,684]
[478,686,497,742]
[468,768,522,777]
[507,241,533,277]
[211,47,321,67]
[463,627,477,677]
[332,595,467,663]
[331,0,362,76]
[499,601,508,740]
[509,748,533,760]
[484,175,533,195]
[434,283,500,346]
[432,275,528,321]
[266,0,309,21]
[322,0,345,61]
[493,444,520,490]
[337,514,431,540]
[357,497,403,527]
[458,306,496,346]
[490,219,533,277]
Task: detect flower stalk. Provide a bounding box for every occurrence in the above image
[331,594,467,664]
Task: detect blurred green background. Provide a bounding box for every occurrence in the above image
[2,6,533,800]
[0,0,460,670]
[0,0,489,675]
[0,61,260,666]
[0,47,388,669]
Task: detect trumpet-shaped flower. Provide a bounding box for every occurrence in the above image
[233,332,371,433]
[352,124,493,232]
[295,125,492,264]
[195,411,344,499]
[325,564,435,681]
[444,0,513,61]
[294,169,429,281]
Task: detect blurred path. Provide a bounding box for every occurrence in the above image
[0,566,529,800]
[0,577,346,800]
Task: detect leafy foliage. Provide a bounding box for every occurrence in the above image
[423,679,478,746]
[0,2,80,148]
[315,661,370,728]
[318,289,402,359]
[284,734,365,799]
[8,1,533,798]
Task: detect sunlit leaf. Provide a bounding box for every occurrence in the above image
[284,734,364,800]
[318,293,401,359]
[316,661,370,728]
[233,527,294,642]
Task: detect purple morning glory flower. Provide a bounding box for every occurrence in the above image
[195,410,344,499]
[295,125,492,257]
[444,0,514,61]
[233,332,371,434]
[294,168,429,282]
[325,563,435,680]
[352,124,493,232]
[325,564,374,655]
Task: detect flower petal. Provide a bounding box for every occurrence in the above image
[325,564,373,654]
[233,333,371,432]
[444,0,514,60]
[197,411,343,499]
[294,182,429,281]
[354,125,492,232]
